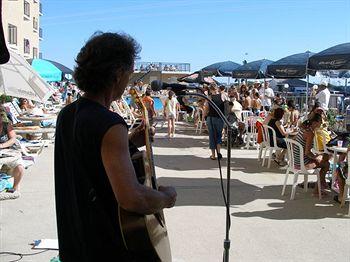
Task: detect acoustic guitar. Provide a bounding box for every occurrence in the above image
[118,90,172,262]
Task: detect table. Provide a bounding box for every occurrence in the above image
[327,146,348,192]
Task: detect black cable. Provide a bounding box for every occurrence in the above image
[209,116,228,206]
[0,250,50,262]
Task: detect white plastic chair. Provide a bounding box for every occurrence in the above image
[244,116,258,149]
[261,125,284,168]
[241,110,252,122]
[194,108,205,134]
[282,138,322,200]
[341,151,350,215]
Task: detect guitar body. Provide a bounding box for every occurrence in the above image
[118,150,172,261]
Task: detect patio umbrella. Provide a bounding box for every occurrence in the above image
[308,42,350,70]
[28,58,73,82]
[177,71,219,85]
[201,61,241,76]
[267,51,315,78]
[232,59,274,79]
[0,50,54,102]
[267,51,316,110]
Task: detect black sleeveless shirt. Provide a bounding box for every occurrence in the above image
[207,94,225,118]
[54,97,132,261]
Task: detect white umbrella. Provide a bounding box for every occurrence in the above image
[0,50,54,103]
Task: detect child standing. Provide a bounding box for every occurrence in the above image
[164,90,179,138]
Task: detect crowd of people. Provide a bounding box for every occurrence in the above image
[189,80,348,204]
[136,63,182,72]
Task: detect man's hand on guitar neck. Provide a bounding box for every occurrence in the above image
[128,122,156,147]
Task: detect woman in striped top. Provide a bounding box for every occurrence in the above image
[294,113,330,193]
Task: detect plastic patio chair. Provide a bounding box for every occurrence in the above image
[340,151,350,215]
[194,108,205,134]
[282,138,322,200]
[244,116,258,149]
[261,125,284,168]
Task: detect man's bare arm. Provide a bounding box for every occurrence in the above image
[101,124,176,215]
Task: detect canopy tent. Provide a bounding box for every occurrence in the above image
[308,42,350,70]
[28,58,73,82]
[232,59,274,79]
[177,71,219,85]
[0,50,54,102]
[267,51,315,78]
[201,61,240,76]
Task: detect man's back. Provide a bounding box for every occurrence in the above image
[54,97,130,261]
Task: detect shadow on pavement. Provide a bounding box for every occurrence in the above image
[157,176,347,219]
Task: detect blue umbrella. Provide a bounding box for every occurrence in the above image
[232,59,274,79]
[308,42,350,70]
[28,58,73,82]
[267,51,315,78]
[201,61,240,76]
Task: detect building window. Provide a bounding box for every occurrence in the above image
[24,39,30,54]
[33,17,38,30]
[39,28,43,39]
[33,47,38,58]
[8,24,17,45]
[39,52,43,59]
[24,1,30,17]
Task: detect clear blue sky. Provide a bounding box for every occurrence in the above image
[40,0,350,72]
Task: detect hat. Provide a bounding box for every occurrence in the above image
[319,81,328,87]
[312,84,318,90]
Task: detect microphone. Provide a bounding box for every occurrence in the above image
[150,80,203,94]
[0,0,10,64]
[150,80,190,92]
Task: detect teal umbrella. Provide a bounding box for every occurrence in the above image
[28,59,73,82]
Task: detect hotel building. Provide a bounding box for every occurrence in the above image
[2,0,43,59]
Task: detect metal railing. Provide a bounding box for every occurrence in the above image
[33,17,38,30]
[134,62,190,72]
[24,1,30,17]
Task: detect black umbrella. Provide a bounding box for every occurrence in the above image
[232,59,274,79]
[267,51,316,78]
[308,42,350,70]
[177,71,219,85]
[201,60,240,76]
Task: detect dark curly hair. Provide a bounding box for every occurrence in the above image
[73,32,141,94]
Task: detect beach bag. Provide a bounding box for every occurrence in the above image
[256,121,263,144]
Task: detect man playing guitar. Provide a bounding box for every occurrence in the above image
[54,32,176,261]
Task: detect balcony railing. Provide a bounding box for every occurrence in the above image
[24,1,30,18]
[134,62,190,72]
[39,3,43,15]
[33,17,38,31]
[39,28,43,39]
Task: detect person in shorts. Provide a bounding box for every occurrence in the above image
[164,90,179,138]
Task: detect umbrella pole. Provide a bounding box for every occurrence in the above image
[305,75,309,113]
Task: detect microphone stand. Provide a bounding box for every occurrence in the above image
[178,91,233,262]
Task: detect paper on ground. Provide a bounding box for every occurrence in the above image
[32,239,58,250]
